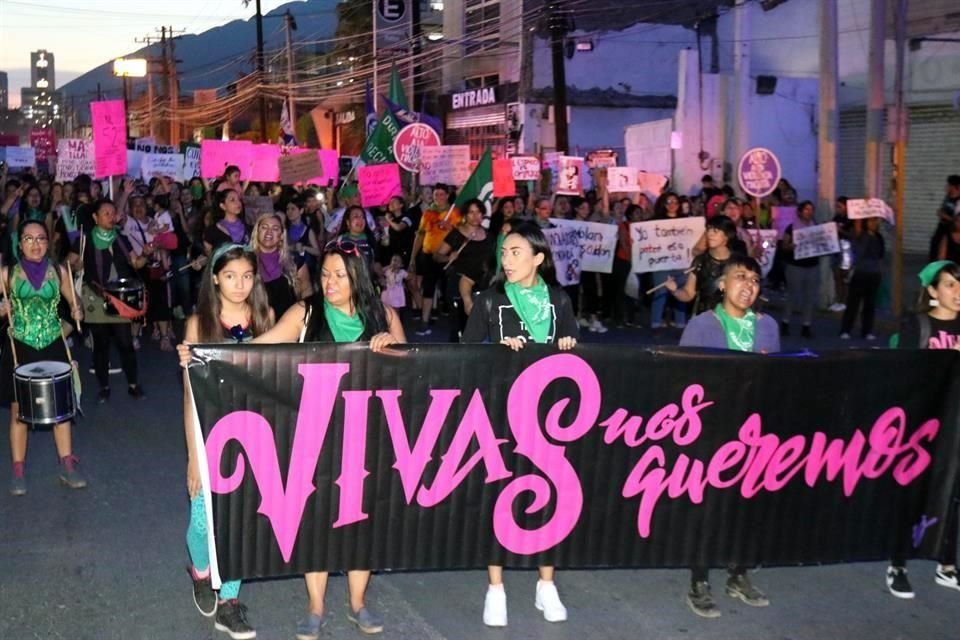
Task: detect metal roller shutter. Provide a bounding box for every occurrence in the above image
[837,109,890,208]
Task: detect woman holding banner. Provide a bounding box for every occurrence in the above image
[665,215,739,317]
[462,222,577,628]
[182,243,273,639]
[679,254,777,617]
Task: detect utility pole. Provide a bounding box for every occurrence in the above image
[285,11,297,137]
[255,0,268,142]
[547,1,570,153]
[864,0,885,198]
[731,0,751,171]
[168,25,181,146]
[818,0,840,307]
[891,0,908,313]
[136,31,167,140]
[372,0,379,114]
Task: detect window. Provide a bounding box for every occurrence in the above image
[464,0,500,54]
[463,74,499,90]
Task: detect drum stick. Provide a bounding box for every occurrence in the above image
[0,267,18,368]
[645,266,696,296]
[66,261,82,333]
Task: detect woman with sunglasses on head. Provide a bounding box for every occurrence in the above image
[461,222,577,628]
[178,238,405,638]
[181,244,273,640]
[334,205,378,273]
[250,212,305,319]
[1,220,86,496]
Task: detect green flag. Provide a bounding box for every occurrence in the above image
[359,108,401,165]
[453,149,494,216]
[388,64,409,110]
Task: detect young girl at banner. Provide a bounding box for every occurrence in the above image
[203,190,250,256]
[678,254,778,618]
[461,221,578,628]
[183,243,274,640]
[666,215,740,317]
[1,220,86,496]
[886,260,960,599]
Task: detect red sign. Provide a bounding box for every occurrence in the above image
[30,129,57,162]
[492,158,516,197]
[392,123,441,173]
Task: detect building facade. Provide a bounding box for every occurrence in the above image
[21,50,63,130]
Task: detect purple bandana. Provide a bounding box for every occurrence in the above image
[20,257,49,291]
[258,250,283,283]
[222,218,247,243]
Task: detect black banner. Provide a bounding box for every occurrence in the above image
[187,345,960,582]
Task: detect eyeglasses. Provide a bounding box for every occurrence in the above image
[22,236,49,245]
[324,237,361,257]
[666,199,679,205]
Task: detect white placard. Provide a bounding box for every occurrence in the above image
[183,145,202,180]
[2,147,36,168]
[549,218,618,274]
[846,198,894,224]
[555,156,584,196]
[629,217,706,273]
[125,150,144,178]
[636,171,668,197]
[510,156,541,181]
[607,167,638,192]
[55,139,95,182]
[543,226,582,286]
[793,222,840,260]
[141,153,184,180]
[419,145,471,186]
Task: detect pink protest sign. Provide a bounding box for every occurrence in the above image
[358,163,402,207]
[249,144,281,182]
[90,100,128,178]
[318,150,340,186]
[201,140,253,179]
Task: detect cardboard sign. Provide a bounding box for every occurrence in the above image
[549,218,619,274]
[636,171,668,197]
[630,217,706,273]
[29,129,56,162]
[55,139,95,182]
[847,198,895,224]
[493,158,516,197]
[182,144,202,180]
[279,150,323,185]
[607,167,638,192]
[543,226,582,285]
[201,140,253,179]
[555,156,584,196]
[91,100,128,178]
[249,144,281,182]
[793,222,840,260]
[419,145,471,186]
[510,156,541,181]
[141,153,184,180]
[358,163,402,207]
[2,147,36,169]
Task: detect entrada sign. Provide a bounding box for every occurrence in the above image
[451,86,498,110]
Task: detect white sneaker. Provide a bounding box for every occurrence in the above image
[839,333,851,340]
[535,580,567,623]
[577,317,590,328]
[865,333,877,341]
[483,586,507,627]
[589,319,608,334]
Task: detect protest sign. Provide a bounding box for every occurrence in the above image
[793,222,840,260]
[201,140,253,179]
[420,145,471,186]
[141,153,184,180]
[542,152,562,194]
[188,343,960,582]
[607,167,638,192]
[182,144,202,180]
[636,171,668,197]
[543,226,582,285]
[771,206,797,237]
[737,147,781,198]
[318,150,340,187]
[358,163,402,207]
[745,229,779,278]
[279,151,323,185]
[510,156,540,181]
[55,139,95,182]
[29,129,56,162]
[549,218,618,274]
[492,158,516,197]
[125,150,144,179]
[847,198,895,224]
[242,195,275,225]
[555,156,584,196]
[91,100,127,177]
[630,217,706,273]
[2,147,36,169]
[249,144,281,182]
[392,123,441,172]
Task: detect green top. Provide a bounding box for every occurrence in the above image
[11,264,61,350]
[714,304,756,352]
[505,276,552,343]
[323,300,364,343]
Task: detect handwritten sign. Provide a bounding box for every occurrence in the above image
[249,144,281,182]
[358,163,402,207]
[201,140,253,179]
[140,153,184,180]
[746,229,779,278]
[126,150,144,178]
[493,158,516,197]
[278,150,322,185]
[29,129,56,162]
[420,145,471,186]
[847,198,894,224]
[793,222,840,260]
[392,123,441,172]
[737,147,781,198]
[2,147,36,169]
[182,144,202,180]
[555,156,584,196]
[549,218,618,274]
[607,167,637,192]
[630,217,706,273]
[55,139,95,182]
[91,100,128,178]
[510,156,541,181]
[636,171,668,197]
[543,226,582,286]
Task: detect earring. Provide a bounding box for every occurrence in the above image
[929,299,939,307]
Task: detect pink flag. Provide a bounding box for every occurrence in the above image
[91,100,127,178]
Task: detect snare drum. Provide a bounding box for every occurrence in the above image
[14,361,76,426]
[104,278,145,316]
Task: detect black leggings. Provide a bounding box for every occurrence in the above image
[892,496,959,568]
[691,565,747,584]
[89,323,138,389]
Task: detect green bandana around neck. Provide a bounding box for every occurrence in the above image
[714,304,756,352]
[92,227,118,250]
[323,299,364,343]
[504,276,552,343]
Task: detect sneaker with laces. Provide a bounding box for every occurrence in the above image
[886,566,915,599]
[687,581,721,618]
[865,333,877,341]
[934,565,960,591]
[295,612,326,640]
[577,317,590,328]
[589,318,608,334]
[214,599,256,639]
[189,567,217,617]
[414,322,432,336]
[725,572,769,606]
[840,332,851,340]
[534,580,567,622]
[128,385,146,399]
[482,585,507,627]
[346,606,383,634]
[58,455,87,489]
[10,462,26,496]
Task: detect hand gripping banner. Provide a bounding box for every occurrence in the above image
[186,344,960,583]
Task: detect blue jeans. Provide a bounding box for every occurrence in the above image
[651,270,688,327]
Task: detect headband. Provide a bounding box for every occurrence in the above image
[210,243,249,268]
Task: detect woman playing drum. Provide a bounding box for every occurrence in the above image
[0,220,86,496]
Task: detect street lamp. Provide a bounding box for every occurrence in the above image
[113,58,147,134]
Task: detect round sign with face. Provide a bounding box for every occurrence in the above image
[737,147,782,198]
[392,123,441,173]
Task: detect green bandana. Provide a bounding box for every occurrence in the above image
[323,300,364,343]
[714,304,756,352]
[505,276,552,343]
[92,227,118,250]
